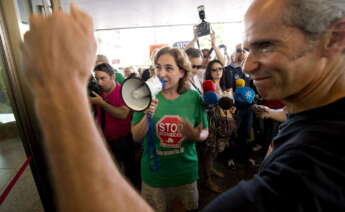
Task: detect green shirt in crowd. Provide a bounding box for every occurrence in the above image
[132,89,208,188]
[115,72,125,84]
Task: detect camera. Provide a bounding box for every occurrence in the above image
[196,5,211,37]
[87,75,101,97]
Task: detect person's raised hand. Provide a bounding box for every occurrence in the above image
[193,25,198,40]
[89,91,104,106]
[22,4,97,96]
[252,104,270,119]
[210,31,216,48]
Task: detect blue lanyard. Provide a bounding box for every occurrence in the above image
[146,115,159,172]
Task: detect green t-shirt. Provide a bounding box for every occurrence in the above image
[115,72,125,84]
[132,89,208,187]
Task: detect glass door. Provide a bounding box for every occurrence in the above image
[0,0,60,211]
[0,36,43,211]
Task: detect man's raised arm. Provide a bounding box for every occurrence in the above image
[22,5,152,212]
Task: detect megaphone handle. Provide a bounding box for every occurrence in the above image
[147,115,159,172]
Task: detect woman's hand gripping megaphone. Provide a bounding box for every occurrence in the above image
[144,97,158,116]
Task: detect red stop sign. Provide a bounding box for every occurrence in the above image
[156,115,185,148]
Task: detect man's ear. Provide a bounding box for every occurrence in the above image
[323,18,345,56]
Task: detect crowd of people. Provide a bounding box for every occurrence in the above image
[22,0,345,211]
[91,37,272,195]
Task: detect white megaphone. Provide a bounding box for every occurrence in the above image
[121,76,164,111]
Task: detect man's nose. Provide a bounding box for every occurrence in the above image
[242,53,259,75]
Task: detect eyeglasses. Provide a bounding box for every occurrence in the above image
[203,55,211,59]
[211,67,223,72]
[236,48,245,53]
[192,65,203,70]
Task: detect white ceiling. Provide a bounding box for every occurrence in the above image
[60,0,252,30]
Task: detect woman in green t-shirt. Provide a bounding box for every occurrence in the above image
[131,47,209,212]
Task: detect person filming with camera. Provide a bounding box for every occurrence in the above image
[185,6,225,67]
[89,63,139,188]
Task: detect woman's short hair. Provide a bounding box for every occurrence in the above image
[154,47,191,94]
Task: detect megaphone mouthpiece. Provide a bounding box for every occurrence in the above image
[160,79,166,89]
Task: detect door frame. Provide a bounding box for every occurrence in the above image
[0,0,58,211]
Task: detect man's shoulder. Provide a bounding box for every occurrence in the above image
[274,115,345,156]
[266,115,345,173]
[268,100,345,167]
[224,64,237,71]
[222,66,233,77]
[277,99,345,144]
